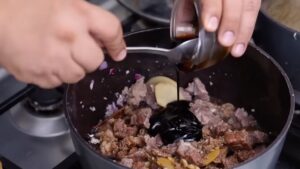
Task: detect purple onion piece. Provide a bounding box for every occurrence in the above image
[99,61,108,70]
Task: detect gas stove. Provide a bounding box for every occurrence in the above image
[0,1,300,169]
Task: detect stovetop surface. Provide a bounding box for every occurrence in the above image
[1,0,300,169]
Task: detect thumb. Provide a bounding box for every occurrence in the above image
[80,1,127,61]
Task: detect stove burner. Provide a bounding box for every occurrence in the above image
[27,88,63,112]
[8,101,69,138]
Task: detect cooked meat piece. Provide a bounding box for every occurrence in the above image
[150,148,171,158]
[116,150,129,159]
[202,125,212,138]
[124,105,135,116]
[205,119,232,137]
[132,161,148,169]
[222,155,239,169]
[186,78,210,101]
[234,108,257,128]
[100,140,118,157]
[138,128,147,136]
[144,135,163,148]
[190,99,220,125]
[177,141,204,166]
[116,138,135,158]
[224,130,253,150]
[145,85,159,109]
[249,131,269,144]
[205,166,222,169]
[128,147,138,154]
[130,108,152,128]
[227,117,242,130]
[201,137,224,153]
[127,77,147,106]
[180,87,192,101]
[214,121,231,136]
[97,129,115,142]
[236,149,256,161]
[236,145,266,162]
[161,143,178,154]
[221,103,235,119]
[150,162,160,169]
[113,119,138,139]
[127,148,148,160]
[149,143,178,157]
[119,136,144,150]
[96,121,111,133]
[120,158,133,168]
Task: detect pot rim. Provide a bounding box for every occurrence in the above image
[116,0,170,25]
[65,27,295,169]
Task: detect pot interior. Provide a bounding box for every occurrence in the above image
[65,28,293,154]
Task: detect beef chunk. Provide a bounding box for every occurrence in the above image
[100,139,118,157]
[204,119,232,137]
[177,141,204,166]
[149,143,178,157]
[186,78,210,101]
[249,131,269,144]
[120,158,133,168]
[180,87,192,101]
[145,85,159,109]
[236,145,266,162]
[234,108,257,128]
[222,155,239,169]
[227,117,242,130]
[190,99,220,125]
[119,136,144,150]
[144,135,163,149]
[127,78,147,106]
[202,125,212,138]
[224,130,253,150]
[128,148,148,160]
[132,161,148,169]
[220,103,235,119]
[130,108,152,128]
[236,150,256,161]
[98,129,115,141]
[113,119,138,138]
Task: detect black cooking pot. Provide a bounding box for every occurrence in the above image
[116,0,172,25]
[253,7,300,104]
[65,28,294,169]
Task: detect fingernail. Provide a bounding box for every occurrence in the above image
[222,31,235,46]
[233,43,245,57]
[207,16,218,31]
[116,49,127,61]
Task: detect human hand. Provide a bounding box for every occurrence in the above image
[174,0,261,57]
[0,0,126,88]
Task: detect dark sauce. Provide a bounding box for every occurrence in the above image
[149,100,203,145]
[148,46,228,145]
[176,69,180,101]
